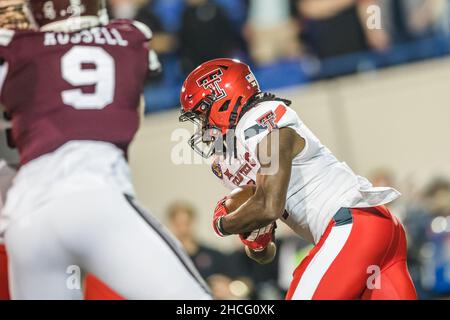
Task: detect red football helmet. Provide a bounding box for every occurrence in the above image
[28,0,108,30]
[179,58,261,158]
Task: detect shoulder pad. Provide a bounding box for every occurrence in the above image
[240,101,291,140]
[132,21,153,40]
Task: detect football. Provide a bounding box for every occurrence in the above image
[223,185,277,264]
[224,185,256,213]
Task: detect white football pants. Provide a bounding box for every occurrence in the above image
[4,187,211,299]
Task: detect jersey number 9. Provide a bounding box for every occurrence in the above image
[61,46,115,110]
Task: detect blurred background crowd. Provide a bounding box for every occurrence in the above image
[104,0,450,111]
[1,0,450,300]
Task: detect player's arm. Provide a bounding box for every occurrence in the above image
[356,0,390,52]
[220,128,305,235]
[298,0,355,19]
[131,21,162,76]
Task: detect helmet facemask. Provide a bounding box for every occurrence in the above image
[179,95,226,159]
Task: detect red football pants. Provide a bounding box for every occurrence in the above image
[286,206,417,300]
[0,244,123,300]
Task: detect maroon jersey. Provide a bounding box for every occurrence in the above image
[0,20,152,165]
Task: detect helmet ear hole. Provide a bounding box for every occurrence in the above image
[218,100,230,112]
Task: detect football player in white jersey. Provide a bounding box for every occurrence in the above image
[179,58,417,299]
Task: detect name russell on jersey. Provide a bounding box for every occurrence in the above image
[43,27,129,47]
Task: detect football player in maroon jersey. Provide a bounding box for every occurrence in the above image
[0,0,210,299]
[0,0,29,301]
[0,1,125,300]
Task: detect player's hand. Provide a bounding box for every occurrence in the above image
[212,196,230,237]
[245,241,277,264]
[239,222,276,251]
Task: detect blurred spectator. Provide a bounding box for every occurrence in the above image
[109,0,176,54]
[369,167,396,188]
[403,178,450,298]
[214,0,249,32]
[167,201,265,299]
[244,0,302,65]
[227,239,282,300]
[207,274,237,300]
[166,201,229,281]
[150,0,186,33]
[296,0,390,59]
[423,178,450,217]
[179,0,236,75]
[385,0,450,44]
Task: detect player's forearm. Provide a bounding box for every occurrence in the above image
[299,0,355,19]
[356,0,390,51]
[221,197,279,234]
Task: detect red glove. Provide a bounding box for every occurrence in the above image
[239,222,276,251]
[212,196,229,237]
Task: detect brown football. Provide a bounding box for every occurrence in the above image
[224,185,256,213]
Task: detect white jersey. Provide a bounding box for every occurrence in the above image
[212,101,400,243]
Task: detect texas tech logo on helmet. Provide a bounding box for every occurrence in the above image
[196,68,227,101]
